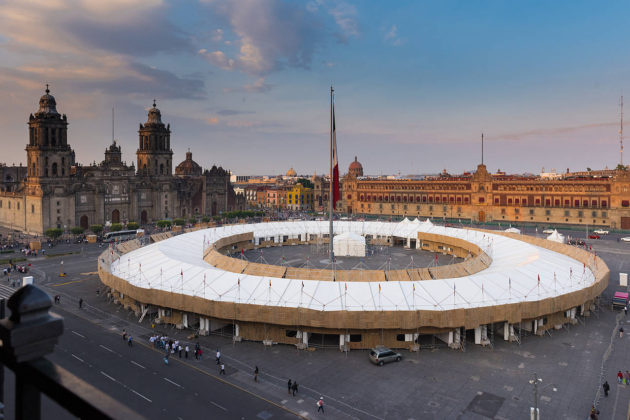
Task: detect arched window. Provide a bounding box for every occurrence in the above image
[52,162,58,176]
[160,163,164,175]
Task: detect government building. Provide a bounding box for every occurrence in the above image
[316,158,630,229]
[0,87,243,235]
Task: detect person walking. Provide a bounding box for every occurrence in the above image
[185,345,189,359]
[620,327,624,338]
[127,336,133,347]
[625,306,628,316]
[122,329,127,341]
[603,381,610,397]
[178,345,182,358]
[618,370,623,383]
[79,298,83,309]
[287,379,292,395]
[317,397,324,414]
[216,349,221,365]
[220,363,226,375]
[254,365,259,382]
[292,381,298,396]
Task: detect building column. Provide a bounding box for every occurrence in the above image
[182,313,188,328]
[406,237,411,249]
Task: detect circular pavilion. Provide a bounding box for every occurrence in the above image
[98,219,608,350]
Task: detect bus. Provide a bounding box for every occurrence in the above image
[103,230,137,242]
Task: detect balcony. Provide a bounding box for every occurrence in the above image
[0,285,145,420]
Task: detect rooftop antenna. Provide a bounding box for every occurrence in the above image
[620,95,624,166]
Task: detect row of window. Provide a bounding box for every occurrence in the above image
[494,197,608,208]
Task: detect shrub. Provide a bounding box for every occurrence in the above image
[126,222,139,230]
[173,218,185,226]
[201,216,210,223]
[157,220,172,228]
[45,228,63,239]
[90,224,103,234]
[70,226,85,235]
[110,223,123,232]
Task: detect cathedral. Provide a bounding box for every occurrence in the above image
[0,87,243,235]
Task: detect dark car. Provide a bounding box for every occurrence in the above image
[588,234,601,240]
[568,238,586,246]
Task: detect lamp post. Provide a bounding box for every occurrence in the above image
[529,372,557,420]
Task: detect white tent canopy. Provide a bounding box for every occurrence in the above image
[110,221,597,312]
[333,231,366,257]
[504,227,521,234]
[547,230,565,243]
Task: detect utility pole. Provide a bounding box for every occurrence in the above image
[529,372,541,420]
[620,96,624,166]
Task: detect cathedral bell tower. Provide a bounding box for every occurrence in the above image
[136,100,172,177]
[26,85,75,183]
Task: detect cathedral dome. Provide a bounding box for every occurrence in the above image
[146,100,163,125]
[37,85,59,116]
[286,167,297,177]
[175,150,202,176]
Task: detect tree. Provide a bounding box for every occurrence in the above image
[45,228,63,240]
[110,223,123,232]
[188,218,197,225]
[616,164,627,171]
[296,178,314,189]
[201,216,210,223]
[70,226,85,235]
[90,224,103,234]
[586,167,592,172]
[157,220,172,228]
[126,222,139,230]
[173,218,185,226]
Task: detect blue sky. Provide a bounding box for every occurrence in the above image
[0,0,628,176]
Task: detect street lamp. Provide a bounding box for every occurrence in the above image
[529,372,557,420]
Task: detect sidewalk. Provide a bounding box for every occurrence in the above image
[597,310,630,420]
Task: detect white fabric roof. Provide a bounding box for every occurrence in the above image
[333,231,365,243]
[109,221,597,312]
[547,230,565,243]
[504,227,521,234]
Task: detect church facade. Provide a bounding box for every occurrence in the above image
[0,88,243,235]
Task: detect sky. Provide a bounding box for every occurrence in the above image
[1,0,630,176]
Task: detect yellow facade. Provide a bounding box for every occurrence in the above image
[287,184,313,211]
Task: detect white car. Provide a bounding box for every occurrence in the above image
[542,229,555,234]
[621,237,630,242]
[593,229,609,235]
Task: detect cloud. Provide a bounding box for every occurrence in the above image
[384,24,403,46]
[493,122,618,142]
[212,28,224,42]
[217,109,255,116]
[243,77,272,93]
[328,2,359,41]
[200,0,327,76]
[206,116,219,125]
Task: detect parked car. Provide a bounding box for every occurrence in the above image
[621,237,630,242]
[542,229,555,234]
[588,234,601,239]
[369,347,402,366]
[568,238,586,246]
[593,229,609,235]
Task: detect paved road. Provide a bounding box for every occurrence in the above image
[5,233,630,419]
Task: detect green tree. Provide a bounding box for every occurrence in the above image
[110,223,123,232]
[126,221,139,230]
[188,218,198,225]
[586,167,592,172]
[45,228,63,240]
[201,216,210,223]
[616,164,627,171]
[296,178,314,189]
[70,226,85,235]
[157,220,172,228]
[173,218,185,226]
[90,224,103,234]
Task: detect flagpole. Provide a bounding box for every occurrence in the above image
[329,85,334,263]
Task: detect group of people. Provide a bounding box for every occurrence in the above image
[149,334,203,361]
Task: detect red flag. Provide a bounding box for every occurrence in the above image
[537,274,540,284]
[302,281,304,288]
[378,283,381,293]
[331,100,340,209]
[345,283,347,291]
[237,277,240,286]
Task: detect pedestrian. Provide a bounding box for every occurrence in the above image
[603,381,610,397]
[194,348,198,360]
[292,381,298,396]
[626,306,628,316]
[122,329,127,341]
[590,405,599,420]
[198,348,203,359]
[620,327,624,338]
[185,345,189,359]
[128,336,133,347]
[618,370,623,383]
[220,363,226,375]
[254,365,259,382]
[178,345,182,358]
[78,298,83,309]
[216,349,221,364]
[164,352,169,365]
[288,379,292,395]
[317,397,324,413]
